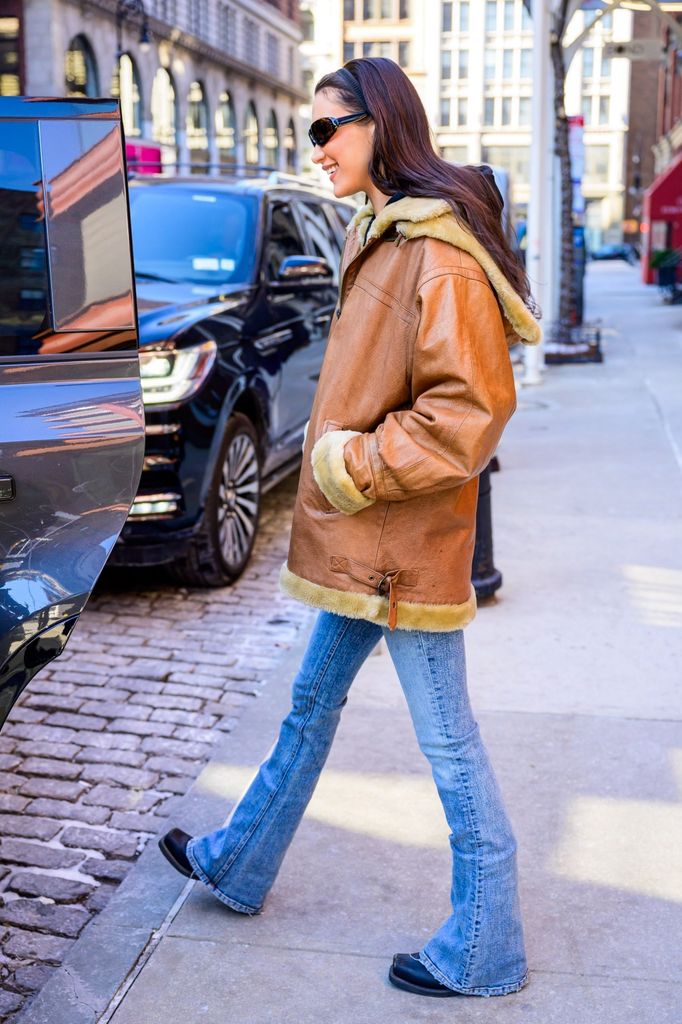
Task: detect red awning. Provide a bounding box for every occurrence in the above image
[645,152,682,219]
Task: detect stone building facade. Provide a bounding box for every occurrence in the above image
[2,0,306,174]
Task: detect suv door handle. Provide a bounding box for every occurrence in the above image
[0,476,15,501]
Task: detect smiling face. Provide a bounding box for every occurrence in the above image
[310,88,375,199]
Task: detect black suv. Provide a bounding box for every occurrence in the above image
[110,174,356,585]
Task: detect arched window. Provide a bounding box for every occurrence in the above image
[151,67,177,153]
[284,118,297,174]
[64,35,100,97]
[111,54,142,137]
[243,101,259,167]
[186,80,209,172]
[216,90,237,168]
[263,110,279,170]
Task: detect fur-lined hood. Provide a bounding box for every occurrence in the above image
[347,195,541,346]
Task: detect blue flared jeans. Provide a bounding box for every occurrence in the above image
[187,610,529,997]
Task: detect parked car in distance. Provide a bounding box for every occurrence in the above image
[589,242,639,265]
[106,174,356,586]
[0,96,144,731]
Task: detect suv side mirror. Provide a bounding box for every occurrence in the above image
[276,255,333,281]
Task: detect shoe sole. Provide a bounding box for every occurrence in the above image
[388,966,460,997]
[158,836,196,879]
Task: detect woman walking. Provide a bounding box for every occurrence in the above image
[160,57,541,999]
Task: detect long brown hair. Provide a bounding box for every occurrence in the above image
[315,57,537,315]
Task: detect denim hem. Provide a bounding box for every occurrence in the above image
[186,843,262,916]
[418,951,529,996]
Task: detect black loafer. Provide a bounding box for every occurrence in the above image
[388,952,462,997]
[158,828,197,879]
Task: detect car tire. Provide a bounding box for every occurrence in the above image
[169,413,262,587]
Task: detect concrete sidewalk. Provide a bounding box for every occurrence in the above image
[18,263,682,1024]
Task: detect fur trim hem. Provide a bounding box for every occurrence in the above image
[348,195,541,347]
[279,562,478,632]
[311,429,375,515]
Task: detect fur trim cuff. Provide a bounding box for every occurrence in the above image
[279,563,478,632]
[311,430,375,515]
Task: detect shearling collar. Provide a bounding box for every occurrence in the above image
[347,196,541,346]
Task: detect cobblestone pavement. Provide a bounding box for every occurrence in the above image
[0,474,315,1022]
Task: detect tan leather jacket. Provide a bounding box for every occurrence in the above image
[279,196,541,631]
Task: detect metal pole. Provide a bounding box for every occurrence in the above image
[524,0,554,386]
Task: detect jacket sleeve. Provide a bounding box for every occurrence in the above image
[310,268,518,515]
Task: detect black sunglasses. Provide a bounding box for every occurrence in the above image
[308,111,369,148]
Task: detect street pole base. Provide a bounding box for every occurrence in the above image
[473,568,503,601]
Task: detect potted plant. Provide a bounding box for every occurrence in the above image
[650,248,681,290]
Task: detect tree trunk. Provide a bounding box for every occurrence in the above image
[551,1,576,330]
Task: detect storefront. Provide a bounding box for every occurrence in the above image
[641,151,682,285]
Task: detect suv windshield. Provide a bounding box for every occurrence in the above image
[129,185,258,287]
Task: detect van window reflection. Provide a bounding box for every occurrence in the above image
[40,119,135,332]
[0,122,50,357]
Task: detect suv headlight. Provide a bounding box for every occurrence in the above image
[139,340,217,406]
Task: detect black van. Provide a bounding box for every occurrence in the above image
[0,97,144,730]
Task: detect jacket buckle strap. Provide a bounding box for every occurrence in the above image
[377,569,411,631]
[330,557,418,631]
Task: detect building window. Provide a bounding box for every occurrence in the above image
[284,118,297,173]
[581,94,592,125]
[64,34,99,97]
[502,48,513,79]
[501,96,512,125]
[344,0,355,19]
[485,0,497,32]
[216,90,237,166]
[244,101,259,165]
[584,144,609,182]
[484,49,496,81]
[363,40,391,56]
[601,12,612,30]
[459,0,469,32]
[399,0,410,18]
[267,33,280,78]
[441,144,468,162]
[264,109,279,169]
[111,53,141,137]
[187,80,209,172]
[442,2,452,32]
[188,0,207,37]
[440,97,451,126]
[457,49,469,78]
[481,144,530,184]
[244,18,260,66]
[582,47,594,78]
[380,0,392,16]
[218,3,236,53]
[301,8,314,42]
[441,49,452,80]
[343,41,354,61]
[0,15,21,95]
[503,0,514,31]
[598,95,609,124]
[521,3,531,29]
[457,97,467,126]
[398,40,410,67]
[519,95,531,125]
[483,97,495,125]
[520,48,532,78]
[155,0,178,19]
[600,53,611,78]
[151,67,177,151]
